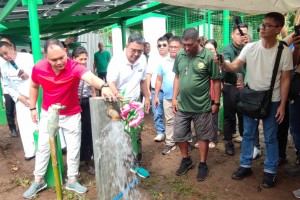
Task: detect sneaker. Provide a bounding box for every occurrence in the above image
[225,141,235,156]
[176,157,194,176]
[293,189,300,198]
[209,142,216,149]
[197,163,208,181]
[130,166,150,178]
[23,181,47,199]
[233,135,243,143]
[194,142,199,149]
[154,134,165,142]
[66,180,88,194]
[252,146,261,160]
[10,129,18,137]
[232,133,239,138]
[232,167,253,180]
[285,165,300,175]
[262,172,276,188]
[162,145,176,155]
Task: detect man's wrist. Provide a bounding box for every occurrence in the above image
[29,107,36,111]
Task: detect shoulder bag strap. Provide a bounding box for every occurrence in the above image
[269,43,284,91]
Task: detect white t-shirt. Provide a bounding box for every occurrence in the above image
[146,53,170,89]
[238,40,293,102]
[1,52,34,102]
[106,51,147,99]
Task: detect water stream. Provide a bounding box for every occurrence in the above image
[94,120,140,200]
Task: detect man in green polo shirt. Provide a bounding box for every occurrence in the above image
[93,42,111,82]
[172,28,221,181]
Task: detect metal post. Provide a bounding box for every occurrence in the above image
[0,78,7,125]
[26,0,43,115]
[223,10,230,46]
[207,10,211,39]
[121,19,126,49]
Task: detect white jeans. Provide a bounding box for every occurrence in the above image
[15,101,36,157]
[34,110,81,180]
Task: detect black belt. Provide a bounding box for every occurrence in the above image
[151,87,163,92]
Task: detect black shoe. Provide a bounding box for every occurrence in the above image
[197,163,208,181]
[262,172,276,188]
[25,155,35,161]
[225,141,235,156]
[10,129,18,137]
[176,157,194,176]
[277,158,287,166]
[285,165,300,175]
[232,167,252,180]
[62,147,67,155]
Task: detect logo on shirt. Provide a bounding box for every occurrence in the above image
[138,69,143,72]
[197,62,205,69]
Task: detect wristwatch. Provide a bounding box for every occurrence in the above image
[100,83,109,90]
[213,102,220,107]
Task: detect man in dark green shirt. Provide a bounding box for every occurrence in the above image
[172,28,221,181]
[222,23,248,156]
[93,42,111,82]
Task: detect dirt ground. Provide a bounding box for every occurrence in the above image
[0,112,300,200]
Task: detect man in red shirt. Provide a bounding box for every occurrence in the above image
[23,39,115,199]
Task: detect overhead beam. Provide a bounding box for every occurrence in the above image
[0,0,22,22]
[42,0,96,30]
[47,0,145,38]
[69,0,145,33]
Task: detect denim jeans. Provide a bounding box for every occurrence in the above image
[240,102,280,174]
[151,90,165,135]
[289,95,300,159]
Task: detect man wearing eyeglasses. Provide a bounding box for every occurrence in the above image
[220,12,293,188]
[0,41,36,161]
[154,36,182,155]
[146,36,169,142]
[107,33,150,178]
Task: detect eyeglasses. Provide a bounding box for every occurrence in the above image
[157,43,167,48]
[129,48,143,55]
[259,23,279,30]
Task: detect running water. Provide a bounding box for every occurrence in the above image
[94,120,141,200]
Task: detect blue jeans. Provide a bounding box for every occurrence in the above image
[289,95,300,159]
[151,90,165,135]
[240,102,280,174]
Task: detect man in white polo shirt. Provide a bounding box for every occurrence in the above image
[107,33,150,178]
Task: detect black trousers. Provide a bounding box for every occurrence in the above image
[98,72,107,82]
[80,98,94,162]
[4,94,16,131]
[277,103,289,159]
[223,84,243,141]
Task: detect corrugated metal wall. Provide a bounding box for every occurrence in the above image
[78,32,103,71]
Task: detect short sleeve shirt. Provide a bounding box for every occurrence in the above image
[222,42,246,84]
[106,51,147,100]
[238,41,293,101]
[173,48,221,113]
[31,58,88,115]
[94,50,111,73]
[157,56,175,100]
